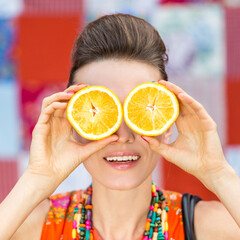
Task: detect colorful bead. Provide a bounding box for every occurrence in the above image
[90,232,93,240]
[152,192,157,197]
[152,211,156,223]
[72,229,77,239]
[87,210,92,220]
[153,232,158,240]
[164,231,169,240]
[85,205,93,209]
[73,220,77,228]
[162,210,167,222]
[85,229,90,240]
[86,220,91,226]
[157,208,162,215]
[148,210,153,219]
[156,192,159,203]
[165,221,169,231]
[145,221,150,231]
[144,231,150,236]
[149,226,154,238]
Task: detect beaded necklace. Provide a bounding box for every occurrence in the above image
[72,182,169,240]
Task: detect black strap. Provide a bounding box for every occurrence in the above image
[181,193,202,240]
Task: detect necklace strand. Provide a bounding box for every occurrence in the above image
[72,182,169,240]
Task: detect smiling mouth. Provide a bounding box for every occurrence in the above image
[103,155,141,162]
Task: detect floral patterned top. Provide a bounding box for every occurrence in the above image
[40,188,184,240]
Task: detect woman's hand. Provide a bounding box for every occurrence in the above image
[27,84,118,195]
[143,80,240,231]
[142,79,228,190]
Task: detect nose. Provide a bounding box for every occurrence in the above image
[114,119,135,144]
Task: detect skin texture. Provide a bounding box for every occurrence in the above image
[0,59,239,240]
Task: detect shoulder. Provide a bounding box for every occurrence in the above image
[11,199,50,240]
[194,200,240,240]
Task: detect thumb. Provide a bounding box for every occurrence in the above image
[141,136,173,161]
[80,135,119,160]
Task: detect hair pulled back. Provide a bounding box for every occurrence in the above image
[68,13,168,86]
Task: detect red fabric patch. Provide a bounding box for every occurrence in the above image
[162,160,218,201]
[18,14,82,90]
[225,7,240,79]
[226,79,240,144]
[0,160,18,202]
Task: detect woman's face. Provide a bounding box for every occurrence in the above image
[73,59,172,190]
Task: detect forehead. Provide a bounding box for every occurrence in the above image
[73,59,160,100]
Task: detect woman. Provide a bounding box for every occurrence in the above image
[0,14,240,240]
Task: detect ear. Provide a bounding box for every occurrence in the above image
[161,125,173,144]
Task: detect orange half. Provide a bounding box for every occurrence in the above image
[67,86,123,140]
[123,83,179,136]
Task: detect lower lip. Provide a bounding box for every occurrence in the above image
[104,158,140,170]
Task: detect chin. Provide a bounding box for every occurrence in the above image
[92,173,152,191]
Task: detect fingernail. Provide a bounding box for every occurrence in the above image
[67,92,74,94]
[109,135,118,143]
[77,83,84,86]
[152,80,156,83]
[141,136,149,143]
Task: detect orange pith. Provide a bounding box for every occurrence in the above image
[67,86,123,140]
[124,83,179,136]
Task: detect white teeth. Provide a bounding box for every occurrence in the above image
[105,156,140,162]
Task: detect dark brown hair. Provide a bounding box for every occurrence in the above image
[68,13,168,86]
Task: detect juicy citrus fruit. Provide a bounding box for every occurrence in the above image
[123,83,179,136]
[67,86,123,140]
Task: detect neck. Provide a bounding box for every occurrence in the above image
[92,176,152,240]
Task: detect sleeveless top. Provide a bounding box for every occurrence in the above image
[40,188,184,240]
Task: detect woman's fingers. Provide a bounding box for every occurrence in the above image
[178,93,213,122]
[79,135,119,161]
[141,135,173,162]
[41,84,87,111]
[158,80,193,116]
[55,84,88,117]
[158,79,184,93]
[158,80,213,122]
[41,92,73,110]
[38,102,68,125]
[64,83,87,93]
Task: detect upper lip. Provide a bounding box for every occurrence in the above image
[103,152,141,158]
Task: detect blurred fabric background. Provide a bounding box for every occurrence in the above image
[0,0,240,202]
